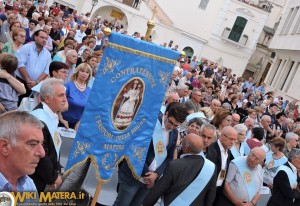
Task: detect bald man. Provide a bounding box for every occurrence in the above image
[244,117,254,139]
[206,126,237,206]
[144,133,217,206]
[231,113,240,126]
[222,147,266,206]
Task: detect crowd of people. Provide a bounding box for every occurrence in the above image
[0,0,300,206]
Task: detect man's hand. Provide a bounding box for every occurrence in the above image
[27,80,36,89]
[144,172,158,188]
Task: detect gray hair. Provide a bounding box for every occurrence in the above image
[234,124,247,133]
[286,132,298,142]
[288,148,300,162]
[0,111,43,146]
[286,118,294,124]
[261,115,271,121]
[177,84,188,90]
[40,78,64,102]
[66,49,77,57]
[200,123,217,139]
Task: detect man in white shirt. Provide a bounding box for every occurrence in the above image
[74,24,87,44]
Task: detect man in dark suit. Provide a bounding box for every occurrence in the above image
[206,126,237,206]
[30,78,68,192]
[113,102,188,206]
[143,133,217,206]
[267,148,300,206]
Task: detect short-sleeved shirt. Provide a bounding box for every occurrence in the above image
[226,157,263,201]
[0,77,19,111]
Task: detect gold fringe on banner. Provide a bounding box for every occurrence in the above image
[107,42,178,65]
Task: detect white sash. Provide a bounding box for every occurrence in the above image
[162,158,215,206]
[232,157,257,201]
[276,165,298,189]
[31,109,62,159]
[152,119,167,169]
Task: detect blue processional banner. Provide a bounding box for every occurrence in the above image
[64,32,180,181]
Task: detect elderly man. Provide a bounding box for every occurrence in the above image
[231,113,240,126]
[185,89,203,113]
[283,132,299,156]
[74,24,87,44]
[222,147,266,206]
[0,111,45,192]
[30,78,68,192]
[206,126,237,206]
[16,30,51,102]
[179,72,192,85]
[267,149,300,206]
[65,50,78,82]
[177,84,189,104]
[260,115,274,143]
[244,117,254,139]
[143,133,217,206]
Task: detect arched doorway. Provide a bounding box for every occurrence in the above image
[92,6,129,30]
[182,47,194,58]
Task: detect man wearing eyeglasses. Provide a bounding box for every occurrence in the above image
[222,147,266,206]
[206,126,237,206]
[113,102,188,206]
[267,149,300,206]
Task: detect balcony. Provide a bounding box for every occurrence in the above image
[221,27,248,48]
[236,0,272,13]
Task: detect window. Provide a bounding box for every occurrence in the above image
[283,7,299,35]
[199,0,209,10]
[280,8,294,35]
[228,16,247,42]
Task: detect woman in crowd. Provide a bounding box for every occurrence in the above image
[0,20,21,46]
[2,28,25,54]
[78,37,96,57]
[176,117,203,158]
[244,127,269,155]
[62,63,92,130]
[0,53,26,113]
[230,124,247,158]
[229,94,239,113]
[263,137,287,189]
[53,39,75,63]
[211,107,232,138]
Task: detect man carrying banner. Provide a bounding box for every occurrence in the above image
[113,102,188,206]
[0,111,45,192]
[30,78,68,192]
[221,147,266,206]
[143,133,217,206]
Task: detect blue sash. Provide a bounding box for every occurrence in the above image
[276,165,298,189]
[152,119,167,169]
[31,109,62,158]
[160,105,166,115]
[265,152,287,169]
[167,158,215,206]
[230,144,245,159]
[232,157,257,201]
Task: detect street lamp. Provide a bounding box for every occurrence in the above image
[90,0,98,14]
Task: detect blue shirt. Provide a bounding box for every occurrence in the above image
[243,81,254,90]
[15,43,51,81]
[0,172,37,192]
[62,81,91,126]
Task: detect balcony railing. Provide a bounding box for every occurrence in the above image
[221,27,248,47]
[236,0,272,13]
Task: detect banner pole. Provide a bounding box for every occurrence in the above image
[91,181,103,206]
